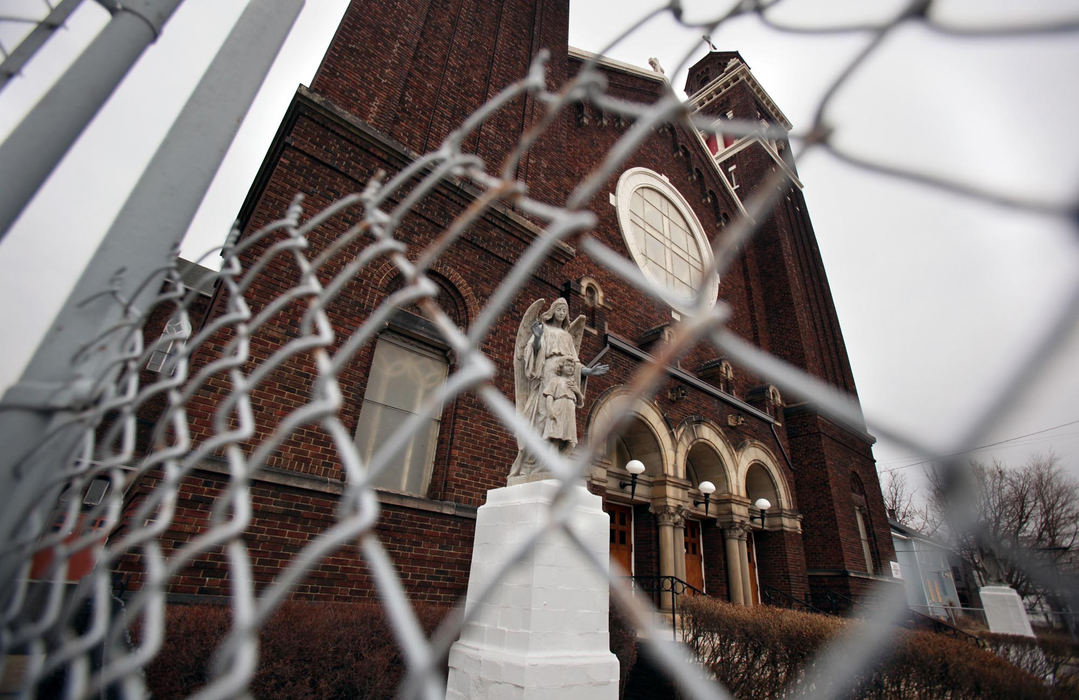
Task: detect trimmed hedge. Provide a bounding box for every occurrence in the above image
[144,602,445,699]
[679,597,1056,699]
[985,632,1079,694]
[139,598,1074,698]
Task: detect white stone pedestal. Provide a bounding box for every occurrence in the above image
[980,585,1035,637]
[446,479,620,699]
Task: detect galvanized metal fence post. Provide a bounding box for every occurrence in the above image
[0,0,305,593]
[0,0,86,89]
[0,0,185,240]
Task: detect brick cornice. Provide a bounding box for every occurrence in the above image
[784,402,876,448]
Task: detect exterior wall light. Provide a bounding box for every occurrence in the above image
[694,480,717,516]
[751,497,772,527]
[620,459,646,500]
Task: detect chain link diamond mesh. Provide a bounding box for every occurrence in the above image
[1,1,1077,698]
[0,0,85,88]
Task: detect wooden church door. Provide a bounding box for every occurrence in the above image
[684,520,704,591]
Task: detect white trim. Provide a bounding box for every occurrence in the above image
[567,46,667,83]
[690,61,792,130]
[614,167,719,306]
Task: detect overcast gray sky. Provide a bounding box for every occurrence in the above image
[1,0,1077,488]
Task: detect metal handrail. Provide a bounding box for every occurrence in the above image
[905,607,984,646]
[812,588,984,645]
[625,575,707,640]
[761,585,824,614]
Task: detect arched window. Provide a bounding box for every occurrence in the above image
[386,270,469,333]
[614,168,717,304]
[355,330,448,495]
[850,473,877,574]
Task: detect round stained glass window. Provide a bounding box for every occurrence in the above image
[614,168,717,304]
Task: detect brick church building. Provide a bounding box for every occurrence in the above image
[126,0,896,612]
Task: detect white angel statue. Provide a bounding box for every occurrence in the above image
[509,298,608,478]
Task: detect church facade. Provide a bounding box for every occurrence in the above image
[126,0,896,611]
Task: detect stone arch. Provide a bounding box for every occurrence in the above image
[578,276,604,307]
[850,471,867,498]
[672,419,737,490]
[735,441,792,509]
[370,259,480,327]
[589,387,674,478]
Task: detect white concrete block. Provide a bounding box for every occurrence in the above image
[980,585,1036,637]
[446,480,619,698]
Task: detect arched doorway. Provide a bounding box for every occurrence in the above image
[684,442,728,593]
[744,462,781,605]
[606,416,664,577]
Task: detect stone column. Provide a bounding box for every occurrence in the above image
[674,519,687,583]
[651,504,684,610]
[738,534,753,606]
[723,525,747,606]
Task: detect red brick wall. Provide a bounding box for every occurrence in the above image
[309,0,570,205]
[118,0,898,611]
[116,468,475,604]
[754,529,809,603]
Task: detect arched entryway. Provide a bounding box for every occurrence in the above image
[602,411,667,580]
[745,462,781,605]
[684,442,728,593]
[608,415,664,478]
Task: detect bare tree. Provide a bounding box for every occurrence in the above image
[881,470,932,532]
[930,453,1079,621]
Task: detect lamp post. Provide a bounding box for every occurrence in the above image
[750,497,771,527]
[619,459,645,500]
[694,480,716,516]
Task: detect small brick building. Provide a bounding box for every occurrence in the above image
[124,0,896,611]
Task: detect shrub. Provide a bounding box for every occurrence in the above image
[680,598,837,698]
[986,632,1079,694]
[609,607,639,698]
[679,597,1053,699]
[141,604,230,699]
[143,601,446,698]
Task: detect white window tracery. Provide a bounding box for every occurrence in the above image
[355,333,447,494]
[614,168,718,305]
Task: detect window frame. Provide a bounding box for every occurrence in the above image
[353,312,451,497]
[146,315,191,373]
[614,167,718,306]
[854,506,876,575]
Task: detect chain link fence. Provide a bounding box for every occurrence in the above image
[1,1,1077,698]
[0,0,85,88]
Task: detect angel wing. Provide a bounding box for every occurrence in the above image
[568,314,587,355]
[513,298,547,423]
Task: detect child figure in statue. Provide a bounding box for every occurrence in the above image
[543,357,584,453]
